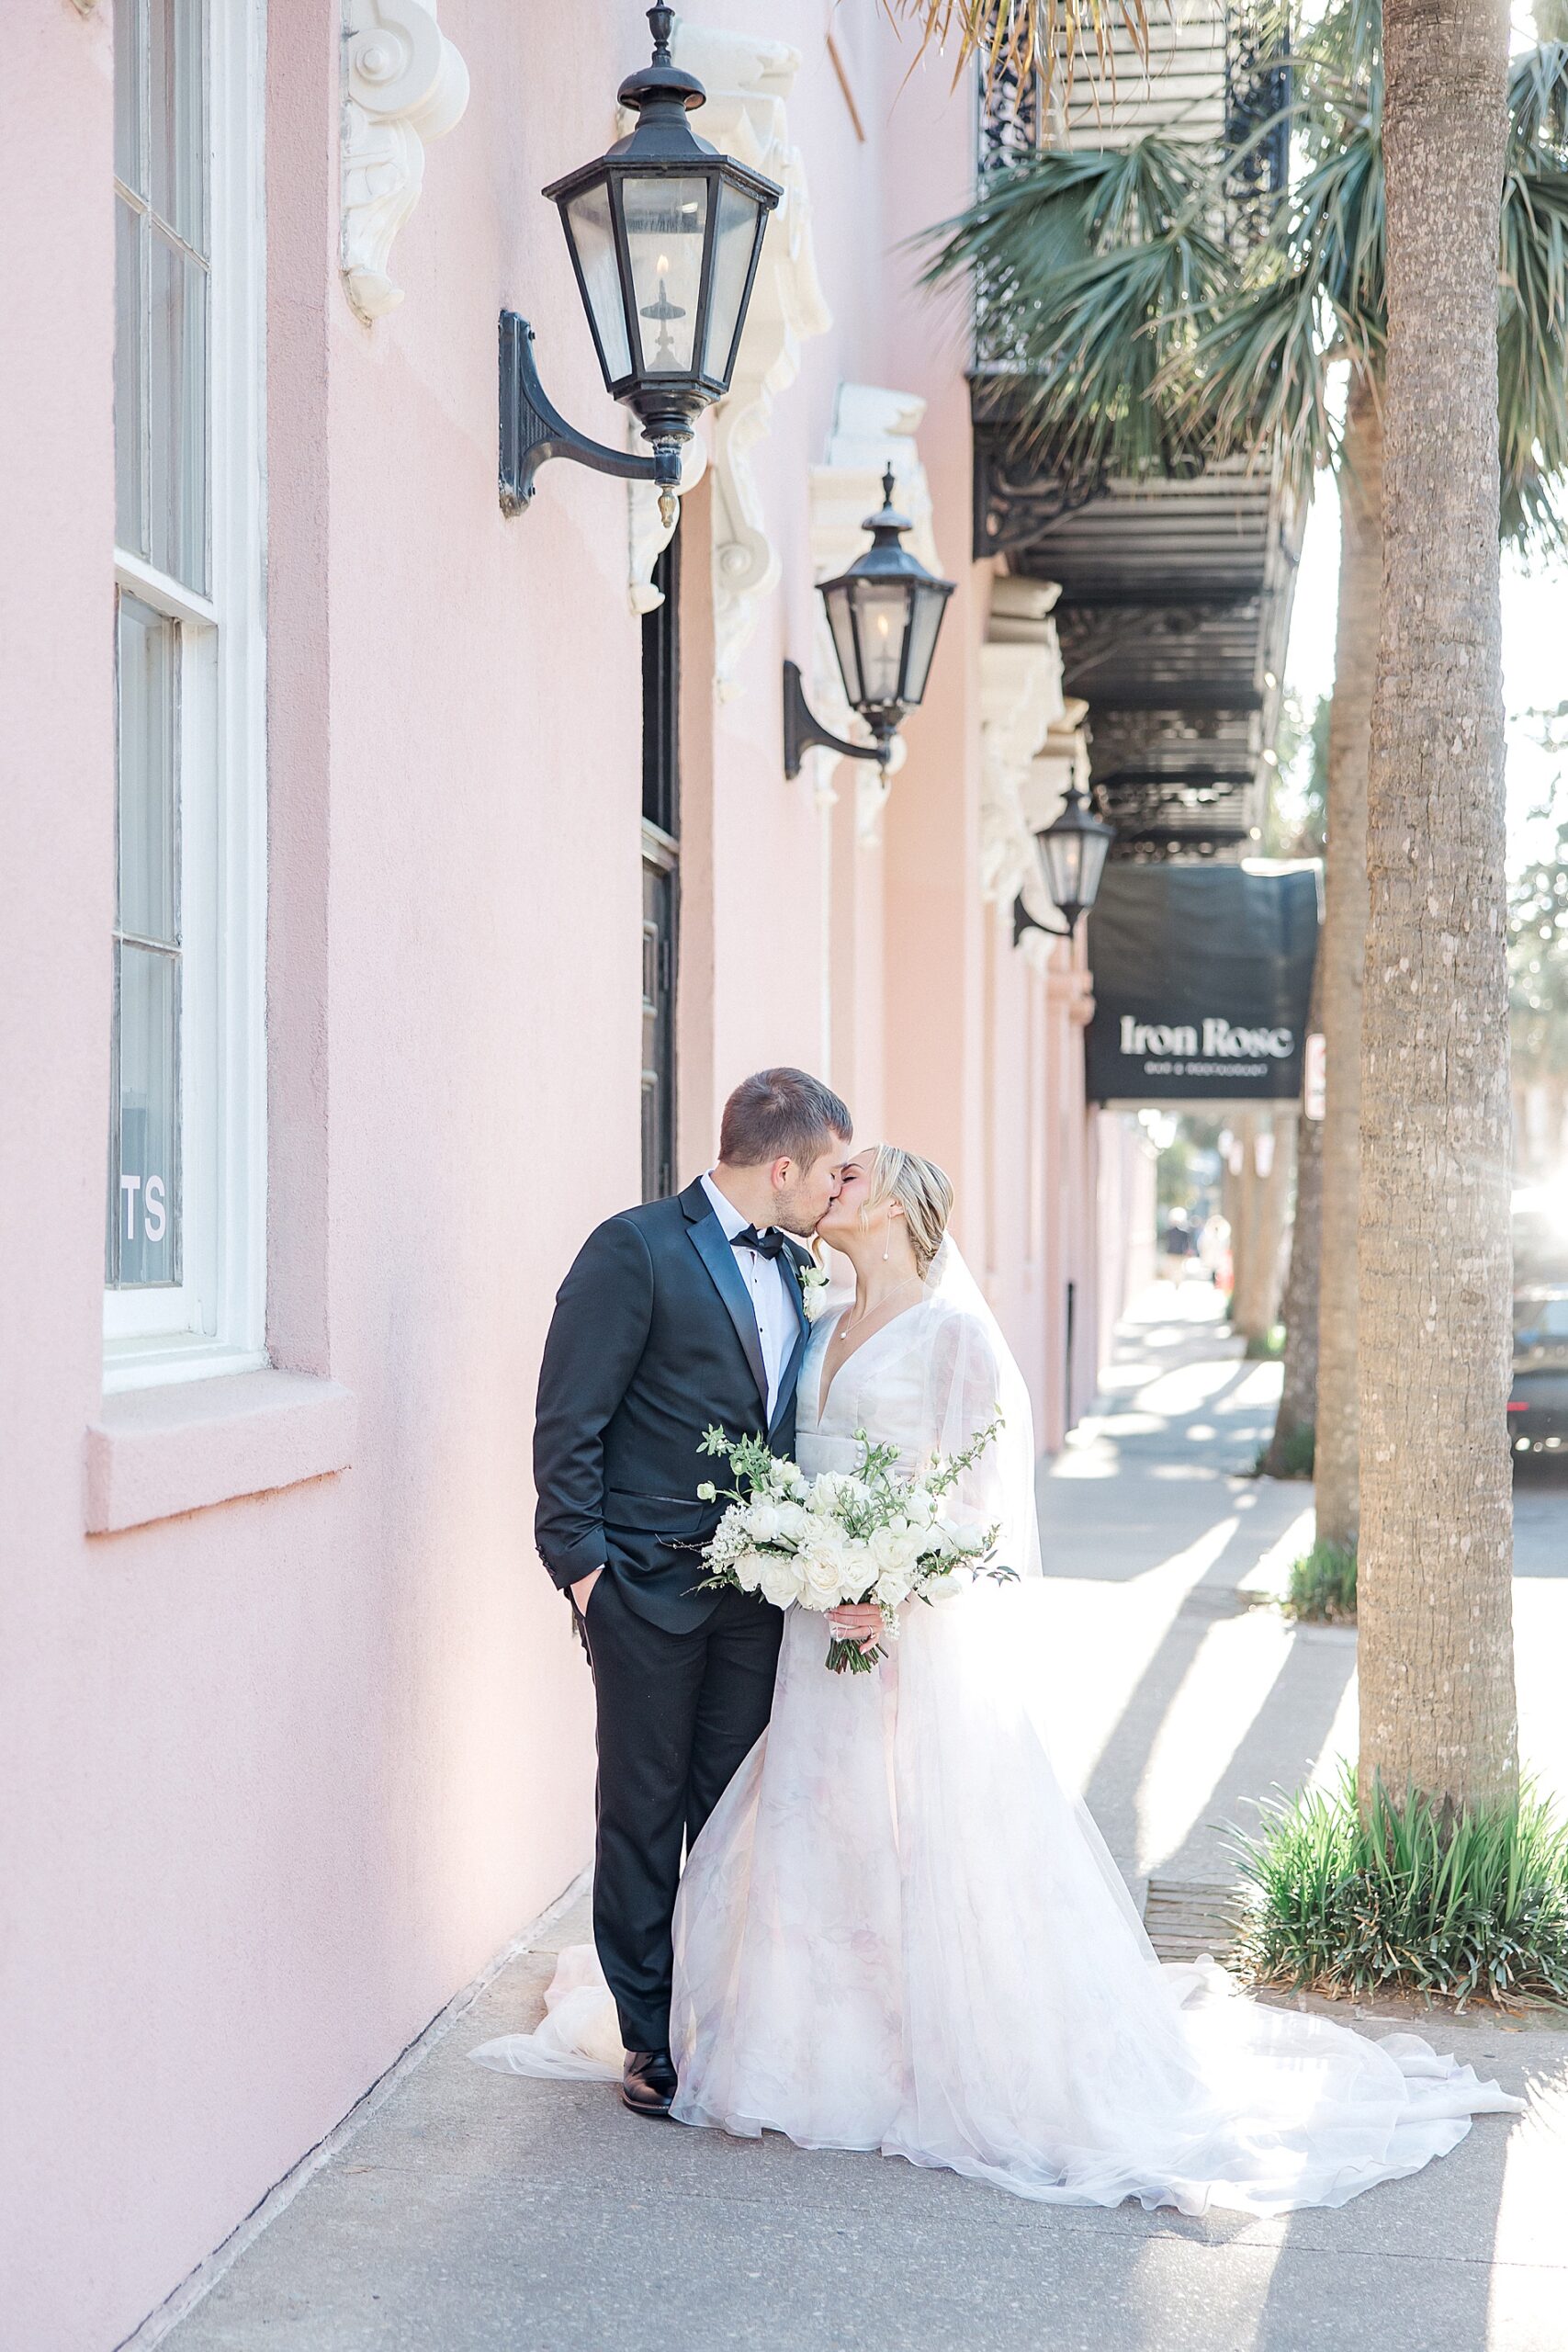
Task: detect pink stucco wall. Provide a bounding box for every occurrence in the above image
[0,8,1117,2346]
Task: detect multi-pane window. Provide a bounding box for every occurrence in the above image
[107,0,265,1381]
[641,538,680,1203]
[115,0,209,597]
[107,594,183,1287]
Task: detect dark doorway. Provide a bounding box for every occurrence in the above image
[641,536,680,1201]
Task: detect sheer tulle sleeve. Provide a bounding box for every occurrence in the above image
[917,1280,1043,1581]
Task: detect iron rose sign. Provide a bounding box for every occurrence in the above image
[1085,865,1320,1103]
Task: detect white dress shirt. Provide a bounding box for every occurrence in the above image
[701,1171,797,1422]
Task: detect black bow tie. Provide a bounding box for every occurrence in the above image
[734,1224,787,1261]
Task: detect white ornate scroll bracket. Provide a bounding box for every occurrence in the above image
[342,0,469,324]
[628,435,710,616]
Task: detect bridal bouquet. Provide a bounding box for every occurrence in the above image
[694,1418,1013,1674]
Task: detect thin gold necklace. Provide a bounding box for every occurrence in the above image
[837,1272,921,1342]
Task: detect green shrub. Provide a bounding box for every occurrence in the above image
[1231,1768,1568,2006]
[1244,1324,1287,1360]
[1284,1537,1357,1622]
[1258,1422,1315,1479]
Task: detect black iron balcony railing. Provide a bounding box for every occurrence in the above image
[973,0,1292,375]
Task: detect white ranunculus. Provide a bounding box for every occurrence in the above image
[696,1480,717,1503]
[760,1555,804,1610]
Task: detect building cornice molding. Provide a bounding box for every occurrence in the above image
[342,0,469,324]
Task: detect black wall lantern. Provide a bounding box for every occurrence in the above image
[1012,782,1116,944]
[500,8,781,527]
[784,469,956,779]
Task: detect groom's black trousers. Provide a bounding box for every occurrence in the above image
[575,1573,782,2055]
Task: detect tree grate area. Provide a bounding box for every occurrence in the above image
[1144,1878,1244,1963]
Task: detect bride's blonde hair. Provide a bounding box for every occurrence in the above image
[861,1145,954,1280]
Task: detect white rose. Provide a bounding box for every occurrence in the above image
[801,1550,845,1603]
[906,1488,935,1525]
[806,1474,841,1516]
[775,1501,811,1544]
[730,1549,763,1593]
[922,1568,964,1605]
[868,1523,908,1575]
[760,1555,804,1610]
[746,1500,781,1543]
[874,1567,912,1609]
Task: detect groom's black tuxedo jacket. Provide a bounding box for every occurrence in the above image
[534,1178,813,1634]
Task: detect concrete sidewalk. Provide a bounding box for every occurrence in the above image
[157,1284,1568,2352]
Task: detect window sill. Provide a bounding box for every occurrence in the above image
[85,1368,356,1534]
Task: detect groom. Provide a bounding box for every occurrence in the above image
[534,1068,852,2115]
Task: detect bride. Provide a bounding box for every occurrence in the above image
[475,1146,1521,2214]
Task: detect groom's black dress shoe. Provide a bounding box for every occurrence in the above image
[622,2049,678,2118]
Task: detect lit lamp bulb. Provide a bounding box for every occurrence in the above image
[641,250,683,369]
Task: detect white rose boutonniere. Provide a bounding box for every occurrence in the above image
[795,1252,832,1322]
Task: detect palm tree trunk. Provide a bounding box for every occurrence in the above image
[1232,1113,1294,1341]
[1266,955,1323,1475]
[1314,376,1382,1550]
[1358,0,1517,1812]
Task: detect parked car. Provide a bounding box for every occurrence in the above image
[1509,1186,1568,1455]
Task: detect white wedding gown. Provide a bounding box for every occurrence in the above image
[475,1247,1522,2215]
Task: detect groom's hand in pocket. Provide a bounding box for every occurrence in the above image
[570,1567,603,1613]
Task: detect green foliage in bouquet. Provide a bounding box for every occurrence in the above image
[694,1417,1013,1674]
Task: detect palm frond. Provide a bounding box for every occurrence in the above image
[883,0,1150,101]
[909,1,1568,547]
[919,137,1233,477]
[1508,41,1568,169]
[1499,162,1568,551]
[1173,262,1337,492]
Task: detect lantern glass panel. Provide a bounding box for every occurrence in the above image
[1078,820,1111,907]
[1041,824,1087,910]
[852,580,913,709]
[564,180,632,383]
[824,582,863,707]
[900,579,948,708]
[623,174,707,375]
[704,177,765,385]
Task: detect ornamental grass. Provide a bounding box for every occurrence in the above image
[1231,1768,1568,2008]
[1284,1537,1357,1622]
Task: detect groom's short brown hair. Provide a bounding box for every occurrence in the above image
[719,1068,852,1170]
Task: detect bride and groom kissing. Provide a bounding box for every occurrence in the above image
[473,1067,1521,2214]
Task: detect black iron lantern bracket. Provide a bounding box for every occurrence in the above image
[782,660,893,780]
[499,311,672,522]
[1012,895,1077,945]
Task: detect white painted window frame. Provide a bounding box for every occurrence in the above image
[105,0,267,1393]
